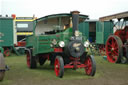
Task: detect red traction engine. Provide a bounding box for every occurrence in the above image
[106,26,128,63]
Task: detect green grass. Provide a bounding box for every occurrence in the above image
[1,54,128,85]
[0,54,99,84]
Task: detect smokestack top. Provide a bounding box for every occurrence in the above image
[11,14,16,19]
[71,11,80,15]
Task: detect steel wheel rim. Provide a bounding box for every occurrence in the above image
[106,37,119,63]
[85,57,92,75]
[54,58,60,76]
[27,52,30,67]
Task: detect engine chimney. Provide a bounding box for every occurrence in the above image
[71,11,80,36]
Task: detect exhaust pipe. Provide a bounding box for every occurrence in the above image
[71,11,80,36]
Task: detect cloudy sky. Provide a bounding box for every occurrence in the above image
[0,0,128,19]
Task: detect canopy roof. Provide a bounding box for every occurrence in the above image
[36,13,89,22]
[99,11,128,21]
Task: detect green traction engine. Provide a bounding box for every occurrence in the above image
[26,11,96,78]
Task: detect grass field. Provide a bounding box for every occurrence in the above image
[0,54,128,85]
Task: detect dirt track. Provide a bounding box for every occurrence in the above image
[1,55,128,85]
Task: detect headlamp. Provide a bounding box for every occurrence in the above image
[58,41,65,47]
[84,41,90,47]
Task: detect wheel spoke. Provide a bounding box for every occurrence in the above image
[111,38,114,47]
[114,47,118,51]
[113,50,118,56]
[107,42,112,47]
[113,42,117,48]
[107,51,112,55]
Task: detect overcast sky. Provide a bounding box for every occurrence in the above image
[0,0,128,19]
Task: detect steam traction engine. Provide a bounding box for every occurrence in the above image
[26,11,96,78]
[100,11,128,63]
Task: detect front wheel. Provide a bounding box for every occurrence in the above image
[85,55,96,76]
[54,56,64,78]
[26,49,37,69]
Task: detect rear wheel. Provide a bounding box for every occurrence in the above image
[85,55,96,76]
[54,56,64,78]
[4,48,10,57]
[106,35,123,63]
[26,49,37,69]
